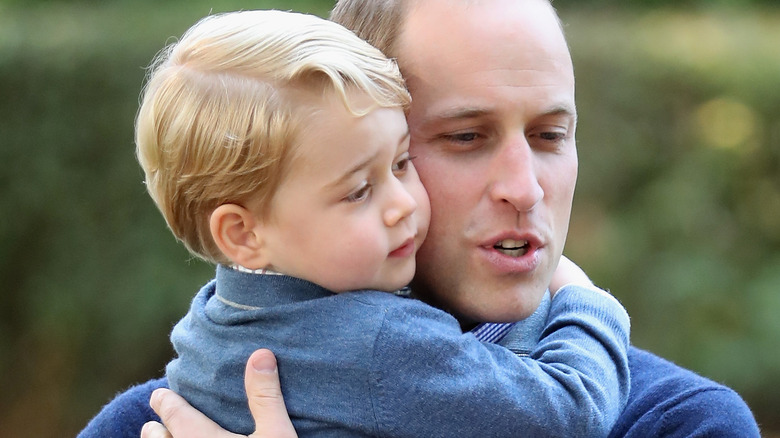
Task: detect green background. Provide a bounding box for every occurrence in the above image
[1,0,778,436]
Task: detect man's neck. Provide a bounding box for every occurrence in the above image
[495,291,552,354]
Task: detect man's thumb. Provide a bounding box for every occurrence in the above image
[245,349,298,438]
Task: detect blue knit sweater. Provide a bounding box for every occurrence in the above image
[77,347,761,438]
[78,266,759,437]
[165,265,628,436]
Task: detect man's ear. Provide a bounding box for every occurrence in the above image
[209,204,271,270]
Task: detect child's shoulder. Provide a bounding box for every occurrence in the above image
[344,290,462,333]
[345,289,436,311]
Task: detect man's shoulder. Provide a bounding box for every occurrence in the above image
[77,377,168,438]
[610,346,759,437]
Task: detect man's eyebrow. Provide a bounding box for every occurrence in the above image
[541,104,577,120]
[425,105,577,122]
[429,107,490,121]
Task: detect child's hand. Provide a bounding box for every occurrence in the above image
[549,255,594,297]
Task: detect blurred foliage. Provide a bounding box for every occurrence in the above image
[552,0,779,8]
[0,1,334,436]
[564,5,780,433]
[0,1,777,436]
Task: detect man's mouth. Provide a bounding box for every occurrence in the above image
[493,239,530,257]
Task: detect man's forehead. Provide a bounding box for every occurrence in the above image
[402,0,558,30]
[397,0,570,70]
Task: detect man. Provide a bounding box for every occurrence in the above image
[114,0,761,436]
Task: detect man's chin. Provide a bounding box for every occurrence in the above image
[410,275,547,323]
[450,293,547,327]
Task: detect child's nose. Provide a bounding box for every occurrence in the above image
[383,178,418,227]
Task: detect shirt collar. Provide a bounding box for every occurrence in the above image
[215,264,333,309]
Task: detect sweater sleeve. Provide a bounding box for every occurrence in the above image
[369,285,630,438]
[76,377,167,438]
[610,346,760,438]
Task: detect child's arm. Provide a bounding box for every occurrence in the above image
[368,284,630,437]
[137,284,628,438]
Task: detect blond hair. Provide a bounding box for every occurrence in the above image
[136,10,410,264]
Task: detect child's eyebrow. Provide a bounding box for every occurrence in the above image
[325,151,380,191]
[325,130,410,190]
[399,130,410,146]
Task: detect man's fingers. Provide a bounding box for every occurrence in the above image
[146,350,297,438]
[244,349,298,438]
[141,421,172,438]
[150,388,240,438]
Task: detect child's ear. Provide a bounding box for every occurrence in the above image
[209,204,271,269]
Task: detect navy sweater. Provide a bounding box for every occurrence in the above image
[78,348,760,437]
[161,268,628,437]
[78,267,758,437]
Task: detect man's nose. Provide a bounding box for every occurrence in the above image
[488,136,544,212]
[384,177,418,227]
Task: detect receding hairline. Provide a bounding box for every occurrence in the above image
[400,0,564,40]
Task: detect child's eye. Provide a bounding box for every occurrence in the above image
[392,154,415,175]
[344,181,371,203]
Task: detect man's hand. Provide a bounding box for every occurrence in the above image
[141,349,297,438]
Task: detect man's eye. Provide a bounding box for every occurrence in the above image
[539,131,566,141]
[444,132,480,143]
[531,130,570,152]
[345,182,371,203]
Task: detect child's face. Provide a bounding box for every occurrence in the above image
[259,94,430,293]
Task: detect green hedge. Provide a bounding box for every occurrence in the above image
[1,2,778,436]
[564,6,780,431]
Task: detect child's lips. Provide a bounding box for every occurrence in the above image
[389,237,416,258]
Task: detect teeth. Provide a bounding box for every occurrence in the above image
[494,239,528,249]
[494,239,529,257]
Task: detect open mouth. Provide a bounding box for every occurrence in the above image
[493,239,530,257]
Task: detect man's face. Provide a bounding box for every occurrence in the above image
[398,0,578,324]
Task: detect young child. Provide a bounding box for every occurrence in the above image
[136,10,630,437]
